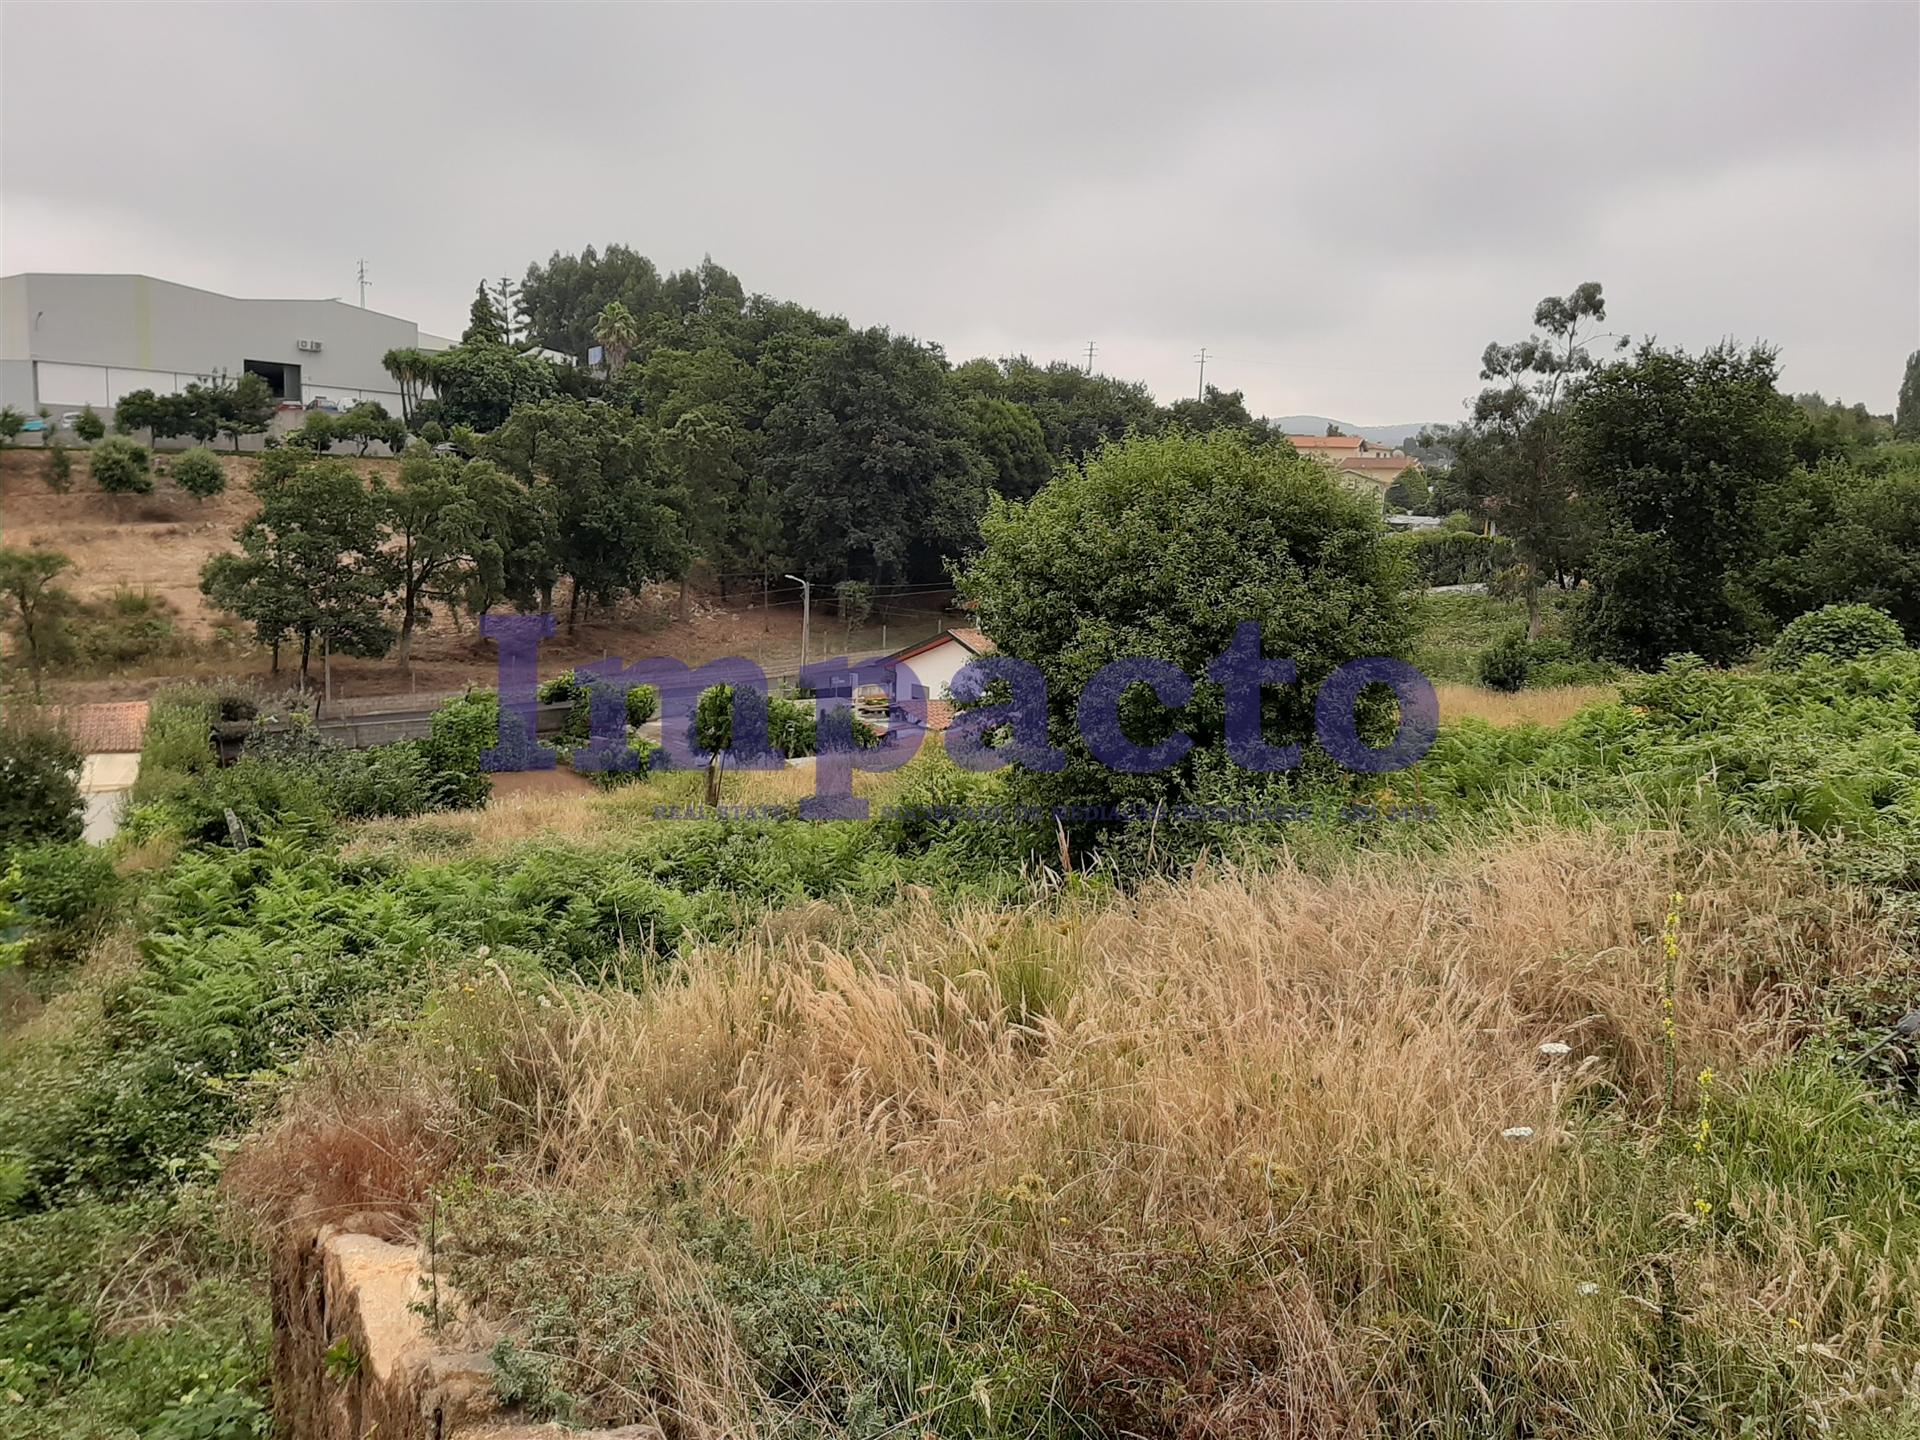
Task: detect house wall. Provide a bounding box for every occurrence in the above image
[892,640,979,703]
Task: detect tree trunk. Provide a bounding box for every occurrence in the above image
[678,575,689,621]
[1525,577,1544,641]
[567,580,580,634]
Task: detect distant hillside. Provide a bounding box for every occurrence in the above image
[1272,416,1443,448]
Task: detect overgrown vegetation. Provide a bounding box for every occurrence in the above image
[8,279,1920,1440]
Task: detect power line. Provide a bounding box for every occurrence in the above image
[356,259,370,308]
[1084,340,1097,375]
[1194,346,1208,400]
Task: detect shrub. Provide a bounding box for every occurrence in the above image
[0,718,82,846]
[90,437,155,494]
[68,588,183,668]
[963,428,1414,843]
[3,842,120,968]
[421,689,500,807]
[1770,603,1907,670]
[625,684,659,727]
[73,405,106,444]
[131,688,220,804]
[46,444,72,492]
[1391,528,1517,587]
[1474,628,1533,692]
[169,448,228,500]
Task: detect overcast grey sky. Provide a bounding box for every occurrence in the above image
[3,3,1915,422]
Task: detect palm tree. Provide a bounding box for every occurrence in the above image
[593,301,639,380]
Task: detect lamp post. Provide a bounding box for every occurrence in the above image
[784,574,811,680]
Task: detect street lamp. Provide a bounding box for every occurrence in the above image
[784,574,811,679]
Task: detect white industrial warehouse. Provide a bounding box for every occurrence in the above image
[0,273,454,422]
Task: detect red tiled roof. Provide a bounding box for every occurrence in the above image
[1288,434,1366,449]
[49,701,149,754]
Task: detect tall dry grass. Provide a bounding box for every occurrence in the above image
[236,826,1912,1436]
[1435,681,1617,727]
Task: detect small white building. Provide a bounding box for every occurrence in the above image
[882,628,994,728]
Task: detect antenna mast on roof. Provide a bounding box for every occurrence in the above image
[356,259,370,308]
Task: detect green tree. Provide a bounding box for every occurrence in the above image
[1748,450,1920,642]
[834,578,873,643]
[381,348,437,426]
[485,400,689,629]
[735,474,785,626]
[593,300,640,380]
[965,395,1053,502]
[431,343,558,432]
[45,444,72,493]
[1439,282,1622,636]
[984,357,1164,467]
[200,457,394,679]
[214,372,276,451]
[286,412,336,451]
[0,548,75,698]
[1164,385,1281,449]
[90,437,154,494]
[1573,342,1799,667]
[336,402,406,456]
[168,448,227,500]
[73,404,105,443]
[656,405,745,607]
[762,327,989,582]
[0,407,23,446]
[517,244,745,361]
[112,388,193,447]
[376,453,523,661]
[0,718,82,847]
[1791,393,1892,463]
[961,429,1415,844]
[463,281,506,345]
[1897,351,1920,442]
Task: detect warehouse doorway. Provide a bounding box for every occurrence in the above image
[243,359,301,402]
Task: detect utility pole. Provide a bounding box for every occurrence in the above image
[356,259,370,308]
[784,573,811,679]
[1084,340,1097,375]
[1194,347,1209,400]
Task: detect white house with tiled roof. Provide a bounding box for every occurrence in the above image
[881,627,994,730]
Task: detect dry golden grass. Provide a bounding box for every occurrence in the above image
[343,757,917,860]
[1436,681,1617,727]
[238,824,1913,1435]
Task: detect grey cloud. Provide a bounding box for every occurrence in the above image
[3,2,1914,422]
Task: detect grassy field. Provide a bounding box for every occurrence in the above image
[6,572,1920,1438]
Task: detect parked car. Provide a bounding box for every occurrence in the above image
[430,441,458,456]
[19,417,47,433]
[58,411,82,430]
[306,397,339,414]
[275,399,305,412]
